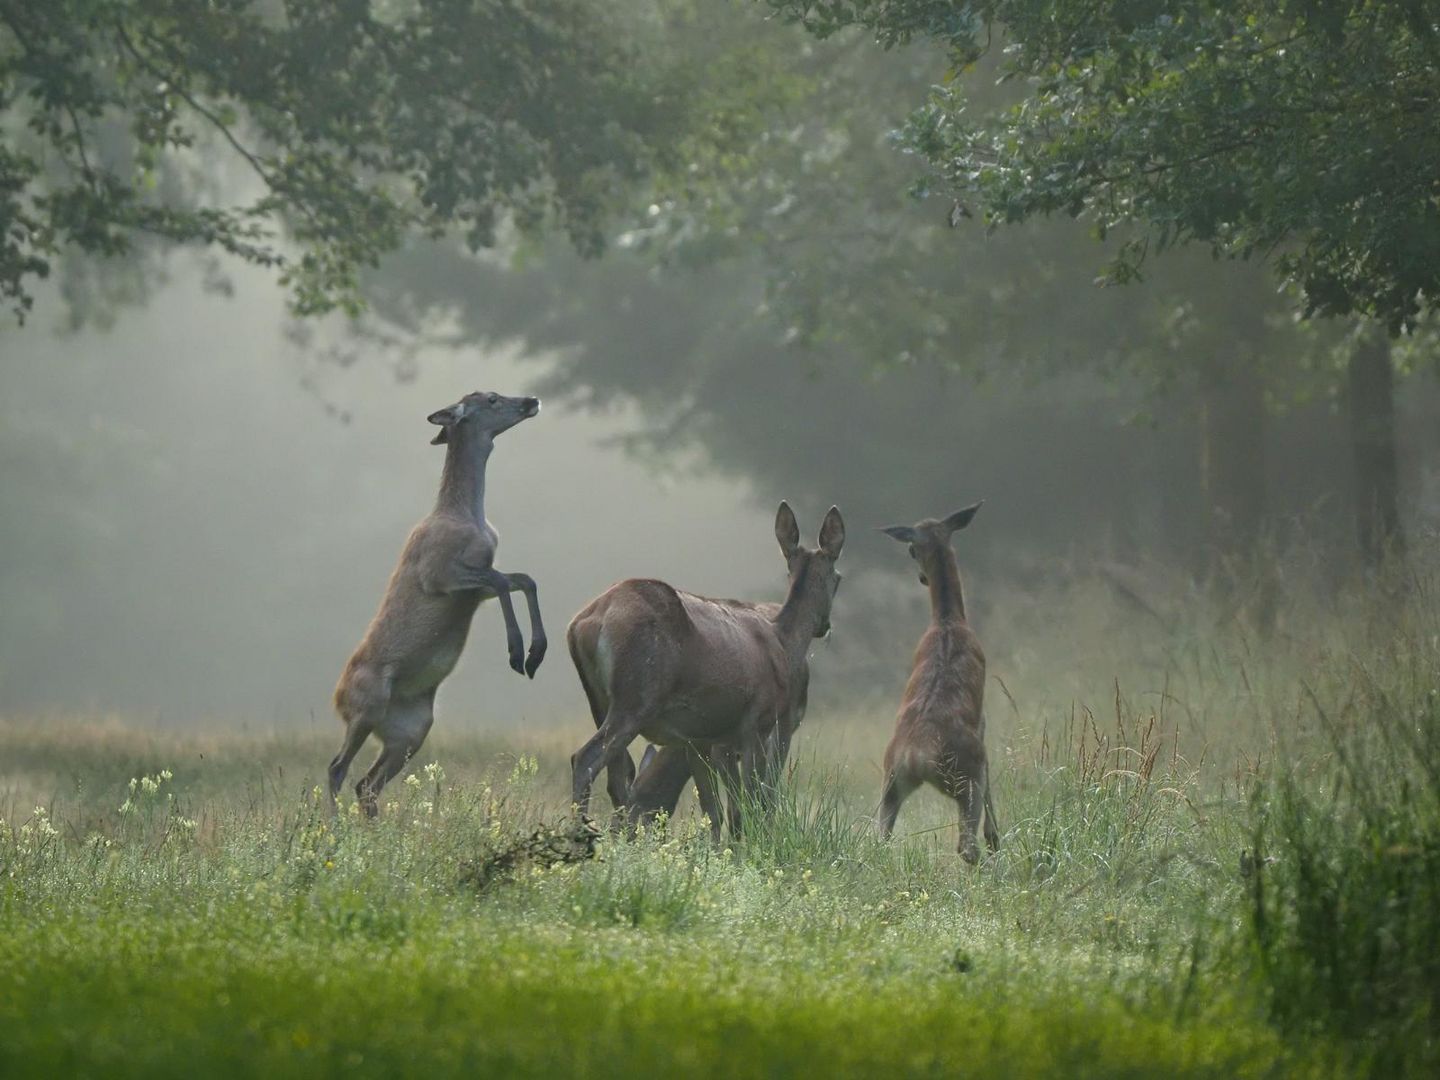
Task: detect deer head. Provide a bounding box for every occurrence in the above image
[775,501,846,638]
[427,391,540,445]
[880,502,982,587]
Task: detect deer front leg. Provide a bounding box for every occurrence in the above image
[685,746,726,845]
[731,726,766,840]
[450,564,527,675]
[500,570,547,678]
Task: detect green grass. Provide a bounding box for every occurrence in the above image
[2,575,1438,1076]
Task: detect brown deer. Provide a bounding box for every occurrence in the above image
[621,607,810,829]
[877,503,1000,863]
[567,502,844,840]
[329,391,545,816]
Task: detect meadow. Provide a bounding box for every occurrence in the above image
[2,567,1437,1077]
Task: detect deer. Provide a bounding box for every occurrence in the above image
[877,503,1000,864]
[620,604,811,830]
[567,502,844,841]
[329,390,545,816]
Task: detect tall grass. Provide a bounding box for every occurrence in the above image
[1242,604,1440,1070]
[3,564,1439,1074]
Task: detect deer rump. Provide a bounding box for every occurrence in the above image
[569,580,790,799]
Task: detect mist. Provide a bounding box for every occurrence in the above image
[8,241,1438,731]
[4,5,1439,739]
[0,264,805,726]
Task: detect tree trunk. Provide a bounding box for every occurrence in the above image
[1347,326,1405,568]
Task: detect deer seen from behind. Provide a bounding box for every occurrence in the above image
[330,390,545,816]
[877,503,1000,863]
[567,502,845,840]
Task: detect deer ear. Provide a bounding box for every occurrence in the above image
[943,501,983,534]
[775,501,800,559]
[427,402,466,445]
[817,506,845,559]
[880,525,917,544]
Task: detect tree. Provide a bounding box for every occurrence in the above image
[764,0,1435,565]
[0,0,707,322]
[353,18,1359,596]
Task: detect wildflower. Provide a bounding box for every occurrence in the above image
[324,860,335,870]
[159,769,173,781]
[404,774,422,788]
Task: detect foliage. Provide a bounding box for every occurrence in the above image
[0,0,713,321]
[765,1,1440,331]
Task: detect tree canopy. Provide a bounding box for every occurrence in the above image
[0,0,713,321]
[767,1,1440,331]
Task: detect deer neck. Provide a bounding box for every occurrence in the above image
[774,563,823,661]
[926,548,967,624]
[435,428,493,524]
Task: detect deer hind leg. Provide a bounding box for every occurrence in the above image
[982,762,1001,853]
[950,773,984,865]
[330,665,388,811]
[355,693,435,818]
[628,745,692,832]
[605,752,637,818]
[327,720,372,811]
[571,710,644,820]
[569,623,635,817]
[878,766,919,839]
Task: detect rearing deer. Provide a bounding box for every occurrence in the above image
[877,503,1000,863]
[329,391,545,816]
[568,502,844,840]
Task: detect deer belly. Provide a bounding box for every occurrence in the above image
[645,686,760,743]
[394,634,468,696]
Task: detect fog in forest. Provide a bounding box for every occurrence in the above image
[4,9,1440,734]
[7,240,1439,731]
[2,266,787,724]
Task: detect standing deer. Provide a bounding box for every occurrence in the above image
[620,604,811,829]
[877,503,1000,863]
[329,390,545,816]
[567,502,844,840]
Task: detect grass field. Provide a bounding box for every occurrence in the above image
[2,575,1437,1077]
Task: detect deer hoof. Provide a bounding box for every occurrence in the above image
[508,651,525,675]
[525,646,546,679]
